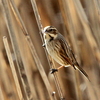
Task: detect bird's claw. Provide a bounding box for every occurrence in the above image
[42,43,45,47]
[50,69,58,74]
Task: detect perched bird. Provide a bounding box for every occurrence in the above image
[42,26,89,80]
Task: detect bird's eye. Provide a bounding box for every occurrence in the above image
[49,29,53,31]
[45,28,56,32]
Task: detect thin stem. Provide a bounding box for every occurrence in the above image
[0,86,4,100]
[9,0,56,100]
[2,0,33,100]
[73,0,100,62]
[52,59,65,100]
[30,0,65,99]
[30,0,43,32]
[3,36,23,100]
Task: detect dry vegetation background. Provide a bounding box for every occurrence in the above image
[0,0,100,100]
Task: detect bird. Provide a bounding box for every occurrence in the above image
[42,26,89,80]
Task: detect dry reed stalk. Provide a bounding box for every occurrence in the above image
[68,0,99,99]
[51,59,65,100]
[34,74,47,100]
[1,0,33,100]
[94,0,100,14]
[73,0,100,63]
[31,0,65,99]
[30,0,43,31]
[58,0,83,100]
[73,1,100,98]
[9,0,56,100]
[0,0,100,100]
[3,36,23,100]
[0,52,17,100]
[5,3,38,97]
[40,0,56,25]
[84,0,100,48]
[60,0,80,58]
[85,81,98,100]
[26,36,56,100]
[0,85,4,100]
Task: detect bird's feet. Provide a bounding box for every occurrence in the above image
[50,68,58,74]
[42,43,45,47]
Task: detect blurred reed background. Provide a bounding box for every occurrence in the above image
[0,0,100,100]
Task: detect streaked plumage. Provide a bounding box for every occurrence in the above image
[43,26,89,80]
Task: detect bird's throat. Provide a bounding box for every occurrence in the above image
[49,35,54,42]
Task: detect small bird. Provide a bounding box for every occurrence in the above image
[42,26,89,80]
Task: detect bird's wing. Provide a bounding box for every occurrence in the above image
[58,37,76,67]
[58,35,89,80]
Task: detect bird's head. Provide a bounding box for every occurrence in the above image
[43,26,58,41]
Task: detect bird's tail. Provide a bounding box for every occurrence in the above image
[74,64,90,81]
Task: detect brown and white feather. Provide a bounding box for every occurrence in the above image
[43,26,89,80]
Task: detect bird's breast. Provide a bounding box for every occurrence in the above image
[46,40,68,66]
